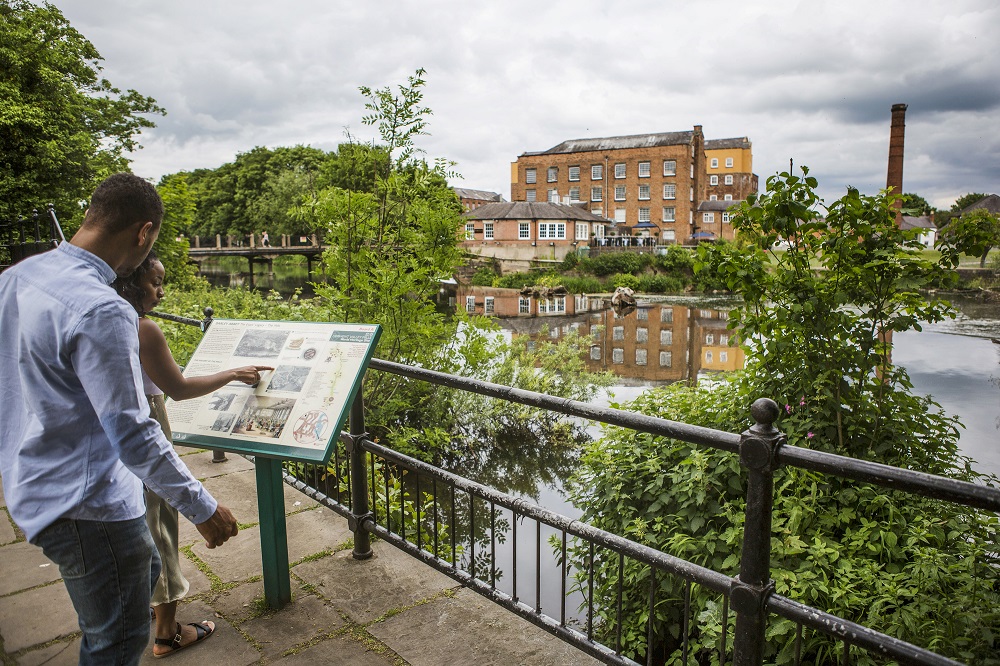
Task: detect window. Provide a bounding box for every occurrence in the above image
[525,168,536,184]
[538,222,566,239]
[612,348,624,364]
[569,186,580,202]
[547,166,558,182]
[703,213,715,223]
[638,185,650,200]
[660,351,672,367]
[484,296,494,314]
[519,222,530,239]
[637,308,648,320]
[635,349,647,365]
[615,208,626,223]
[518,297,530,314]
[705,333,714,344]
[661,308,673,323]
[595,224,605,238]
[591,186,602,202]
[709,195,718,201]
[539,297,566,314]
[638,208,651,223]
[592,207,603,217]
[690,187,694,201]
[484,222,494,239]
[576,222,589,240]
[465,223,475,240]
[705,351,713,363]
[590,345,601,360]
[663,229,675,241]
[614,186,626,201]
[591,164,603,180]
[724,174,734,185]
[722,212,732,223]
[710,175,718,186]
[663,160,676,176]
[724,194,733,201]
[612,326,624,341]
[548,189,558,202]
[636,327,648,343]
[614,163,626,179]
[700,309,713,318]
[720,351,728,363]
[662,206,675,222]
[663,184,676,200]
[526,189,536,202]
[660,329,673,345]
[726,157,734,168]
[569,166,580,181]
[638,161,651,177]
[710,158,719,168]
[465,295,475,312]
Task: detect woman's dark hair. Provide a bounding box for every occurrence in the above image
[113,250,160,315]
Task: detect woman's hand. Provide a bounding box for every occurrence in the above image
[232,365,274,386]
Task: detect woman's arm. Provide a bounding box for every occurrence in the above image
[138,318,272,401]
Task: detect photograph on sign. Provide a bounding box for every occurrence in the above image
[166,319,380,463]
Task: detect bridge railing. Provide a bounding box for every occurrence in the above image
[1,207,66,272]
[155,310,998,666]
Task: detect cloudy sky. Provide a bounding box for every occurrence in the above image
[55,0,999,209]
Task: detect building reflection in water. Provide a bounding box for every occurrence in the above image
[456,286,745,382]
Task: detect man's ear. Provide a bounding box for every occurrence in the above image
[137,220,155,247]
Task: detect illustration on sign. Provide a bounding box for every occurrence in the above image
[166,319,380,462]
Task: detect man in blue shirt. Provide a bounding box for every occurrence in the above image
[0,173,240,665]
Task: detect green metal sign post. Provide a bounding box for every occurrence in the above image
[255,456,291,609]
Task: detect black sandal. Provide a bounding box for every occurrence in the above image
[153,621,215,658]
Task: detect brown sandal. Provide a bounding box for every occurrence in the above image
[153,621,215,658]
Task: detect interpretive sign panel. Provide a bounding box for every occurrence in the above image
[166,319,381,463]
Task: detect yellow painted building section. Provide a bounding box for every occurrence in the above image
[510,162,519,185]
[701,345,746,372]
[705,148,752,173]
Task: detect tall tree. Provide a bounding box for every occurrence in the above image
[900,192,933,216]
[946,208,1000,267]
[951,192,988,212]
[0,0,164,229]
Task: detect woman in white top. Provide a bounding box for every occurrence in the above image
[114,252,271,657]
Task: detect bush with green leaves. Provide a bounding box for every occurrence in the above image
[579,251,652,276]
[470,266,499,286]
[571,170,1000,664]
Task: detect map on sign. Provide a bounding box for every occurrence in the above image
[166,319,381,464]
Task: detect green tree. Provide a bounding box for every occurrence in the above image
[900,192,933,216]
[951,192,988,212]
[945,207,1000,267]
[155,173,198,286]
[0,0,163,228]
[571,171,1000,664]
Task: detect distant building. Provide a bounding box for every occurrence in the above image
[510,128,757,244]
[460,201,610,262]
[900,215,937,248]
[453,187,504,211]
[960,193,1000,215]
[695,200,742,242]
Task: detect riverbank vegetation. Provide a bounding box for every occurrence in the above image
[569,170,1000,664]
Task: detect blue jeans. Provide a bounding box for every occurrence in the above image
[35,516,161,665]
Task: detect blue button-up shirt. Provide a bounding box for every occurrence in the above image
[0,242,217,542]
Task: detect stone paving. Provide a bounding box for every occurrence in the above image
[0,450,601,665]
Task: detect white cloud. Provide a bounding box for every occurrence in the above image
[54,0,1000,208]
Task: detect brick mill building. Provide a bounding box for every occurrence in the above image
[460,201,611,262]
[509,127,757,244]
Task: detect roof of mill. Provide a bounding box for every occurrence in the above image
[520,131,752,157]
[704,137,752,150]
[452,187,503,202]
[697,200,744,212]
[462,201,610,222]
[961,194,1000,215]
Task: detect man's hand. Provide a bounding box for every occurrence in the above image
[196,505,239,549]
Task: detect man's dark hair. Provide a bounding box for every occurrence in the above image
[112,250,159,315]
[85,173,164,233]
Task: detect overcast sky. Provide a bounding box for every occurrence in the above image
[54,0,999,209]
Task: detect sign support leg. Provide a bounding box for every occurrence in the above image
[256,456,291,609]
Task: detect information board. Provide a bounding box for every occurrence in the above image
[166,319,381,463]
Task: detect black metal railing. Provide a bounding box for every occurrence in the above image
[159,312,997,666]
[1,206,66,271]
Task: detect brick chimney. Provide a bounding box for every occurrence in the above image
[886,103,907,225]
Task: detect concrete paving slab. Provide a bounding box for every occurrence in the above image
[240,592,345,659]
[178,449,255,481]
[287,508,352,563]
[293,540,456,625]
[17,637,80,666]
[138,598,260,665]
[370,588,602,666]
[0,476,5,507]
[273,634,399,665]
[0,541,62,596]
[198,470,319,530]
[178,552,213,597]
[191,524,263,583]
[210,580,267,626]
[0,583,78,653]
[0,510,17,546]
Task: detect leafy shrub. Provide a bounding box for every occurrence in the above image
[637,274,684,293]
[561,276,605,293]
[470,266,498,286]
[579,251,652,276]
[610,273,640,290]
